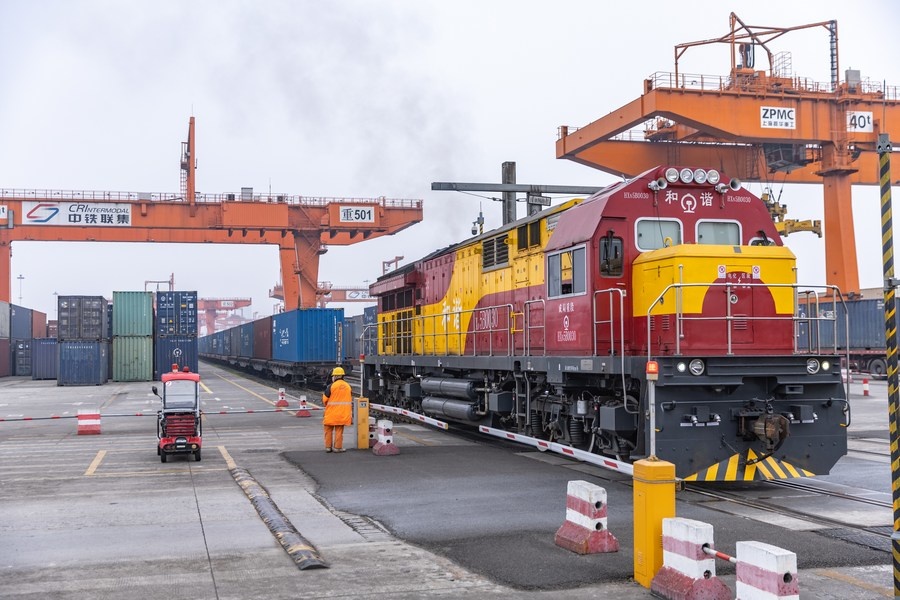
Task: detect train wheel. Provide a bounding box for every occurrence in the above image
[869,359,887,378]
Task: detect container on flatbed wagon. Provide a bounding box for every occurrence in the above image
[798,295,896,377]
[272,308,343,363]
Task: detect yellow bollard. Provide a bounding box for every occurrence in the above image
[632,458,676,588]
[356,397,369,450]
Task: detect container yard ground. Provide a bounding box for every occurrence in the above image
[0,362,893,599]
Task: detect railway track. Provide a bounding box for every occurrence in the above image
[204,360,893,553]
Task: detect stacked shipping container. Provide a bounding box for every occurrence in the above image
[154,291,199,379]
[111,291,154,382]
[57,296,109,385]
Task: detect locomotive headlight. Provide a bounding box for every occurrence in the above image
[679,168,694,183]
[665,167,680,183]
[806,358,821,374]
[676,361,687,373]
[693,169,708,184]
[821,360,831,371]
[689,359,705,376]
[707,170,721,185]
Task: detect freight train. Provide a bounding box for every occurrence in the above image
[199,308,349,385]
[362,165,851,482]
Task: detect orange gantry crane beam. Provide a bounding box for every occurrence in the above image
[0,118,423,309]
[197,297,252,335]
[556,13,900,295]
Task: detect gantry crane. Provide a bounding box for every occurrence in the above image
[0,118,423,309]
[556,13,900,295]
[197,297,252,335]
[269,281,373,308]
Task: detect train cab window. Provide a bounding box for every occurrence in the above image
[600,234,624,277]
[636,219,682,250]
[697,221,740,245]
[548,246,586,297]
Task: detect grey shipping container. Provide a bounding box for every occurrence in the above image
[58,296,109,341]
[156,291,198,337]
[10,305,32,340]
[112,336,153,381]
[0,300,9,339]
[32,338,58,380]
[13,339,32,376]
[58,341,108,386]
[112,291,154,337]
[238,323,253,357]
[154,336,199,380]
[0,339,9,377]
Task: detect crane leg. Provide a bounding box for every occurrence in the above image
[822,171,860,295]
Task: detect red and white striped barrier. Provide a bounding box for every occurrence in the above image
[554,480,618,554]
[651,518,731,600]
[863,378,870,396]
[736,541,799,600]
[77,409,102,435]
[372,419,399,456]
[276,387,289,407]
[477,425,634,477]
[370,403,449,430]
[368,416,377,448]
[295,394,311,418]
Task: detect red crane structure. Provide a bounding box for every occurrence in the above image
[0,118,423,309]
[197,297,252,335]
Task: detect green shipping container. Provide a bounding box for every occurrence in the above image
[112,291,154,337]
[112,336,153,382]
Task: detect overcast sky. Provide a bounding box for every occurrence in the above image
[1,1,899,323]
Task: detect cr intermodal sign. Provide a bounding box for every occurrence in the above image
[22,201,132,226]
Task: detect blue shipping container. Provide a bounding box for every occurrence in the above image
[156,291,198,337]
[10,305,32,341]
[798,298,896,351]
[238,323,254,357]
[58,341,108,386]
[32,338,58,380]
[154,336,199,380]
[13,339,32,376]
[272,308,343,363]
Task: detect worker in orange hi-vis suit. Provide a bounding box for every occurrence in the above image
[322,366,353,452]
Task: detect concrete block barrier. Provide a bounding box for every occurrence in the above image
[554,480,619,554]
[650,517,731,600]
[372,419,399,456]
[736,540,799,599]
[76,409,101,435]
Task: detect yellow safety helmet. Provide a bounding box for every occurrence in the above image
[332,366,345,377]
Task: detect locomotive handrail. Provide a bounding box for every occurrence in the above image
[593,288,627,397]
[523,299,546,357]
[388,303,516,358]
[646,282,850,371]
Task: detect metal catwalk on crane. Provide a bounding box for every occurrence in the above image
[0,118,423,309]
[556,12,900,295]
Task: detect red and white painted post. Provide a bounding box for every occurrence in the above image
[368,416,377,448]
[76,408,101,435]
[295,394,311,418]
[554,480,618,554]
[276,387,289,408]
[650,517,731,600]
[372,419,399,456]
[736,541,799,599]
[863,378,870,396]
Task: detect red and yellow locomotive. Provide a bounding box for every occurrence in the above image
[362,166,849,481]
